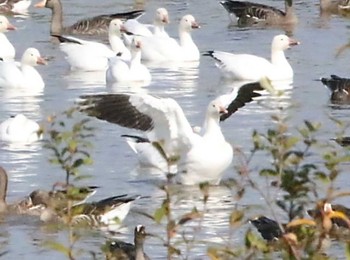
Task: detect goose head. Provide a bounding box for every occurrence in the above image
[155,7,169,25]
[21,48,47,66]
[109,18,123,37]
[0,15,16,32]
[179,14,200,33]
[207,100,228,120]
[134,225,147,247]
[35,0,54,9]
[271,34,300,52]
[130,37,142,52]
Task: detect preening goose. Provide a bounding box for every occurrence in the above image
[0,15,15,61]
[204,34,299,82]
[105,225,150,260]
[53,19,130,71]
[220,0,297,26]
[106,37,151,84]
[122,7,170,38]
[321,75,350,104]
[135,14,200,62]
[0,114,42,143]
[0,48,46,89]
[78,81,263,185]
[35,0,144,36]
[0,0,31,15]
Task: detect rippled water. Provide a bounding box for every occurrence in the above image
[0,0,350,258]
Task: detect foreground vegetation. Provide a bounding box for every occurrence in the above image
[35,94,350,259]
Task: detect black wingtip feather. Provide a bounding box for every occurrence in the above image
[51,35,82,44]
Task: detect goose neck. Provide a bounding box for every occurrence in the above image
[0,168,8,213]
[50,0,63,35]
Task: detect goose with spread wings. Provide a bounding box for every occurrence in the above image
[79,81,263,185]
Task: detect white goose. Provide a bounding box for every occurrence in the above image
[0,15,16,61]
[79,82,263,185]
[136,14,200,62]
[1,0,32,14]
[205,34,299,82]
[0,48,46,89]
[122,7,170,38]
[54,19,130,71]
[0,114,42,143]
[106,37,151,84]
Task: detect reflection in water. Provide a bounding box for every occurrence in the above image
[64,70,106,89]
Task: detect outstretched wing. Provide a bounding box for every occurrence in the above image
[220,81,263,121]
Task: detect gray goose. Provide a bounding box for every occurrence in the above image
[220,0,297,27]
[105,225,150,260]
[321,75,350,104]
[35,0,144,36]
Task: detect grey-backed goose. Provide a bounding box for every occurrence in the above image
[321,75,350,104]
[220,0,297,27]
[78,81,263,185]
[35,0,144,36]
[105,225,150,260]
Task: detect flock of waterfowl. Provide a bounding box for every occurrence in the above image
[0,0,350,258]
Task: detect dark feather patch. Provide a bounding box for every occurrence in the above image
[220,81,263,121]
[78,94,154,132]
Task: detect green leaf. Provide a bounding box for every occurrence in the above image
[154,205,166,224]
[43,241,70,256]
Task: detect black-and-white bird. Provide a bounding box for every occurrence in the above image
[220,0,297,27]
[249,216,284,241]
[78,81,263,185]
[321,75,350,104]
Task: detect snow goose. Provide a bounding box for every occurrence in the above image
[0,15,16,61]
[105,225,150,260]
[53,19,130,71]
[135,14,200,62]
[0,48,46,89]
[204,34,299,82]
[0,114,42,143]
[106,37,151,84]
[78,81,263,185]
[321,75,350,104]
[122,7,170,38]
[35,0,144,36]
[220,0,297,26]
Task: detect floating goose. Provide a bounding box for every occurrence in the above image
[105,225,150,260]
[0,48,46,88]
[53,19,130,71]
[134,14,200,62]
[204,34,299,82]
[250,216,284,241]
[0,114,42,143]
[321,75,350,104]
[78,81,263,185]
[122,7,170,38]
[27,191,140,228]
[220,0,297,27]
[35,0,144,36]
[106,37,151,84]
[0,15,16,61]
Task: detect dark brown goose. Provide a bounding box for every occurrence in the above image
[105,225,150,260]
[35,0,144,36]
[321,75,350,104]
[220,0,297,27]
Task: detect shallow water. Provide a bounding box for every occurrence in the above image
[0,0,350,258]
